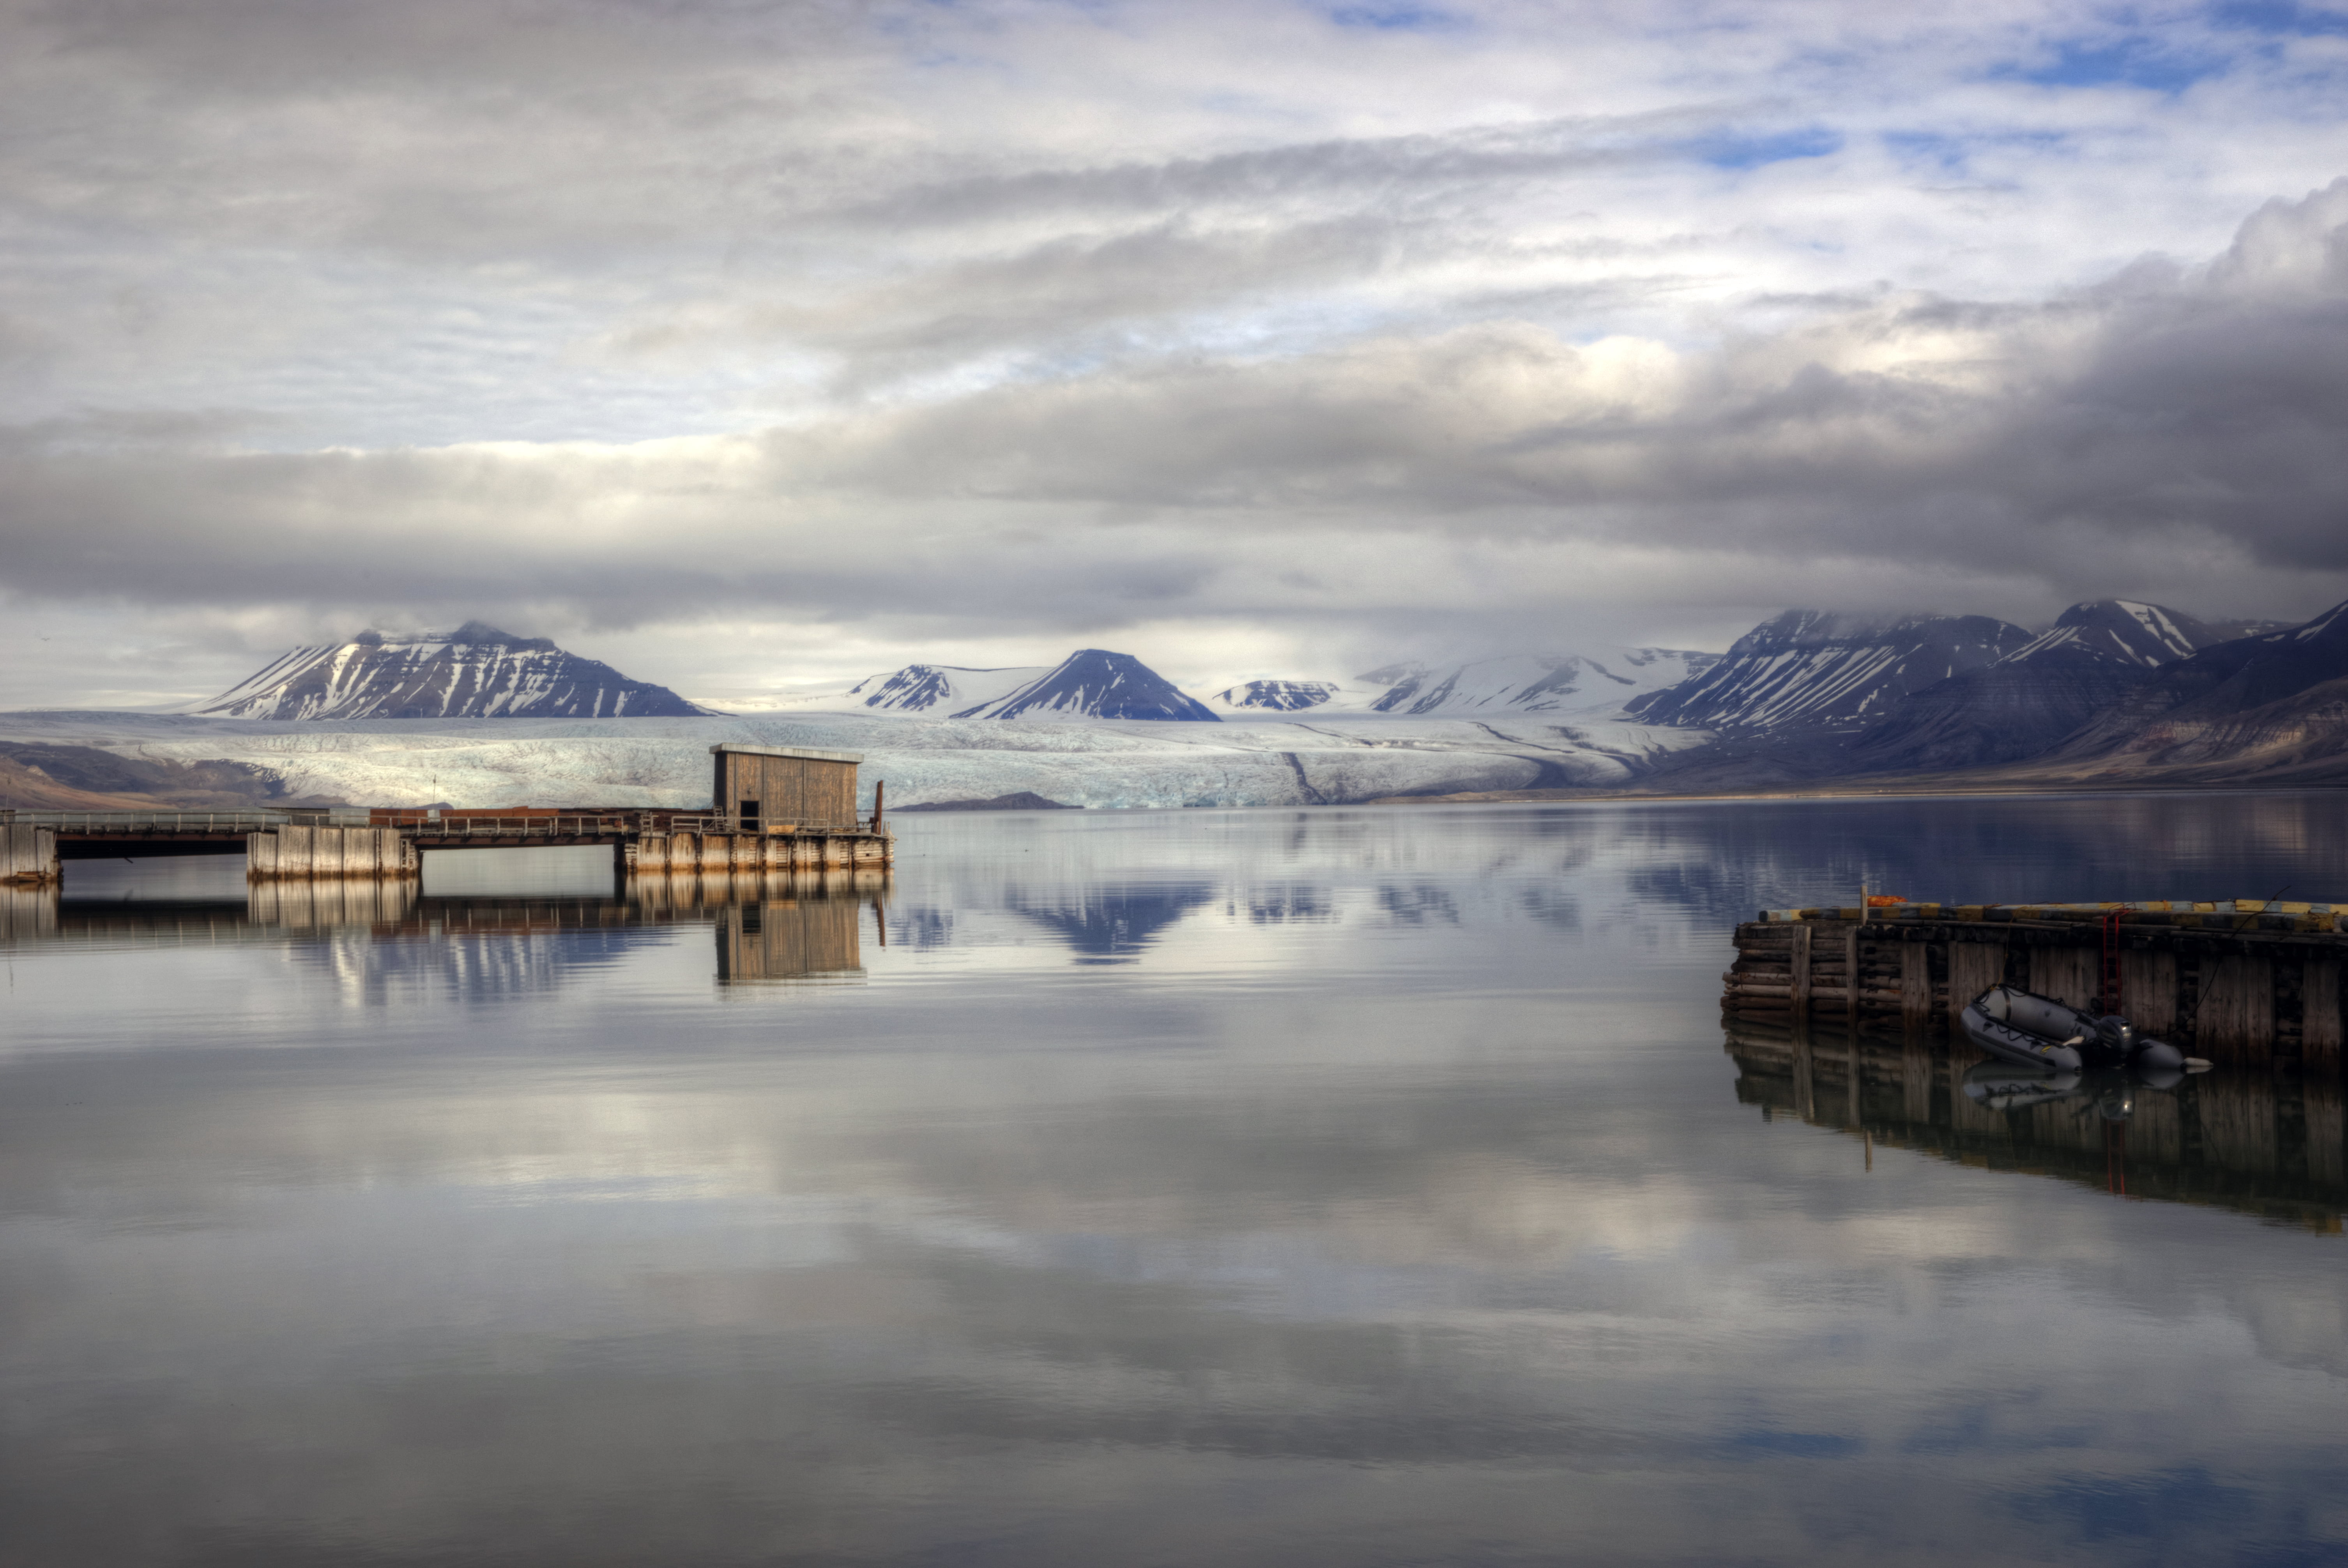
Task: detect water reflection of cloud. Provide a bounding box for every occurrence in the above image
[6,801,2348,1563]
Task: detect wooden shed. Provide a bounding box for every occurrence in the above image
[710,743,865,832]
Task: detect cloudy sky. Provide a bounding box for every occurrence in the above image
[4,0,2348,710]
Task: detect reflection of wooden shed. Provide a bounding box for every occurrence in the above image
[710,743,864,832]
[716,897,863,984]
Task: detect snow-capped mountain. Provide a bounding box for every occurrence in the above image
[1209,680,1343,713]
[962,650,1220,720]
[845,663,1051,714]
[843,650,1219,720]
[193,623,712,720]
[2000,600,2219,668]
[1354,649,1720,718]
[1848,600,2223,772]
[1628,611,2031,732]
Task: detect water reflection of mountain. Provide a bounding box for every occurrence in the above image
[1726,1024,2347,1231]
[1620,791,2348,925]
[1007,883,1217,962]
[2,873,886,994]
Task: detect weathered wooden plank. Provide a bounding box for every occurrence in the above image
[1832,926,1859,1015]
[2030,946,2097,1010]
[1788,924,1811,1022]
[1946,940,2007,1017]
[2304,960,2343,1070]
[2119,950,2178,1035]
[1901,943,1934,1030]
[3,826,60,884]
[2194,955,2275,1061]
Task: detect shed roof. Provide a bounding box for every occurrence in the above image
[708,743,865,764]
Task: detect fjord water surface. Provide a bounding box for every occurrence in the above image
[4,795,2344,1566]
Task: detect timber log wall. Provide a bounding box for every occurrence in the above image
[1722,901,2348,1068]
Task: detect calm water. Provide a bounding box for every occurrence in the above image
[4,795,2345,1567]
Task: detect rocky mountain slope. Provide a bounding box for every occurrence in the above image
[197,624,710,720]
[844,663,1050,714]
[2039,597,2348,772]
[0,742,340,809]
[1627,611,2032,733]
[1845,600,2223,772]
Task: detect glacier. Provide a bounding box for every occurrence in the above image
[0,707,1715,811]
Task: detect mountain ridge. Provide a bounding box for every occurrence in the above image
[1626,611,2033,733]
[1844,599,2226,773]
[196,625,713,720]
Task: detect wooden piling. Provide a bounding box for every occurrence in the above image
[2306,961,2343,1070]
[2,825,59,885]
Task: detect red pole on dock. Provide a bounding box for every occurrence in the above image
[2100,909,2123,1015]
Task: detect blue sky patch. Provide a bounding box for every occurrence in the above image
[1995,34,2235,91]
[1327,3,1463,30]
[1689,125,1843,170]
[1882,127,2071,175]
[2212,0,2348,36]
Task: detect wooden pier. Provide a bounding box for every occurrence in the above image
[0,744,893,887]
[1721,901,2347,1068]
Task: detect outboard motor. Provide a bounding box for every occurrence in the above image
[2093,1015,2134,1060]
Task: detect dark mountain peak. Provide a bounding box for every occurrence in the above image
[857,664,954,710]
[2007,600,2218,669]
[1213,680,1338,712]
[955,649,1219,721]
[445,621,559,652]
[1727,608,2022,655]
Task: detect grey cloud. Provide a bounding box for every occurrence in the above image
[723,215,1421,391]
[8,0,2348,671]
[819,108,1710,232]
[9,182,2348,637]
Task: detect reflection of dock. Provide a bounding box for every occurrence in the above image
[1,870,884,986]
[1726,1021,2346,1231]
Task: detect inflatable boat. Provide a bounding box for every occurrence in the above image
[1959,984,2209,1078]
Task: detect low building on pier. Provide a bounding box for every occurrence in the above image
[710,743,866,832]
